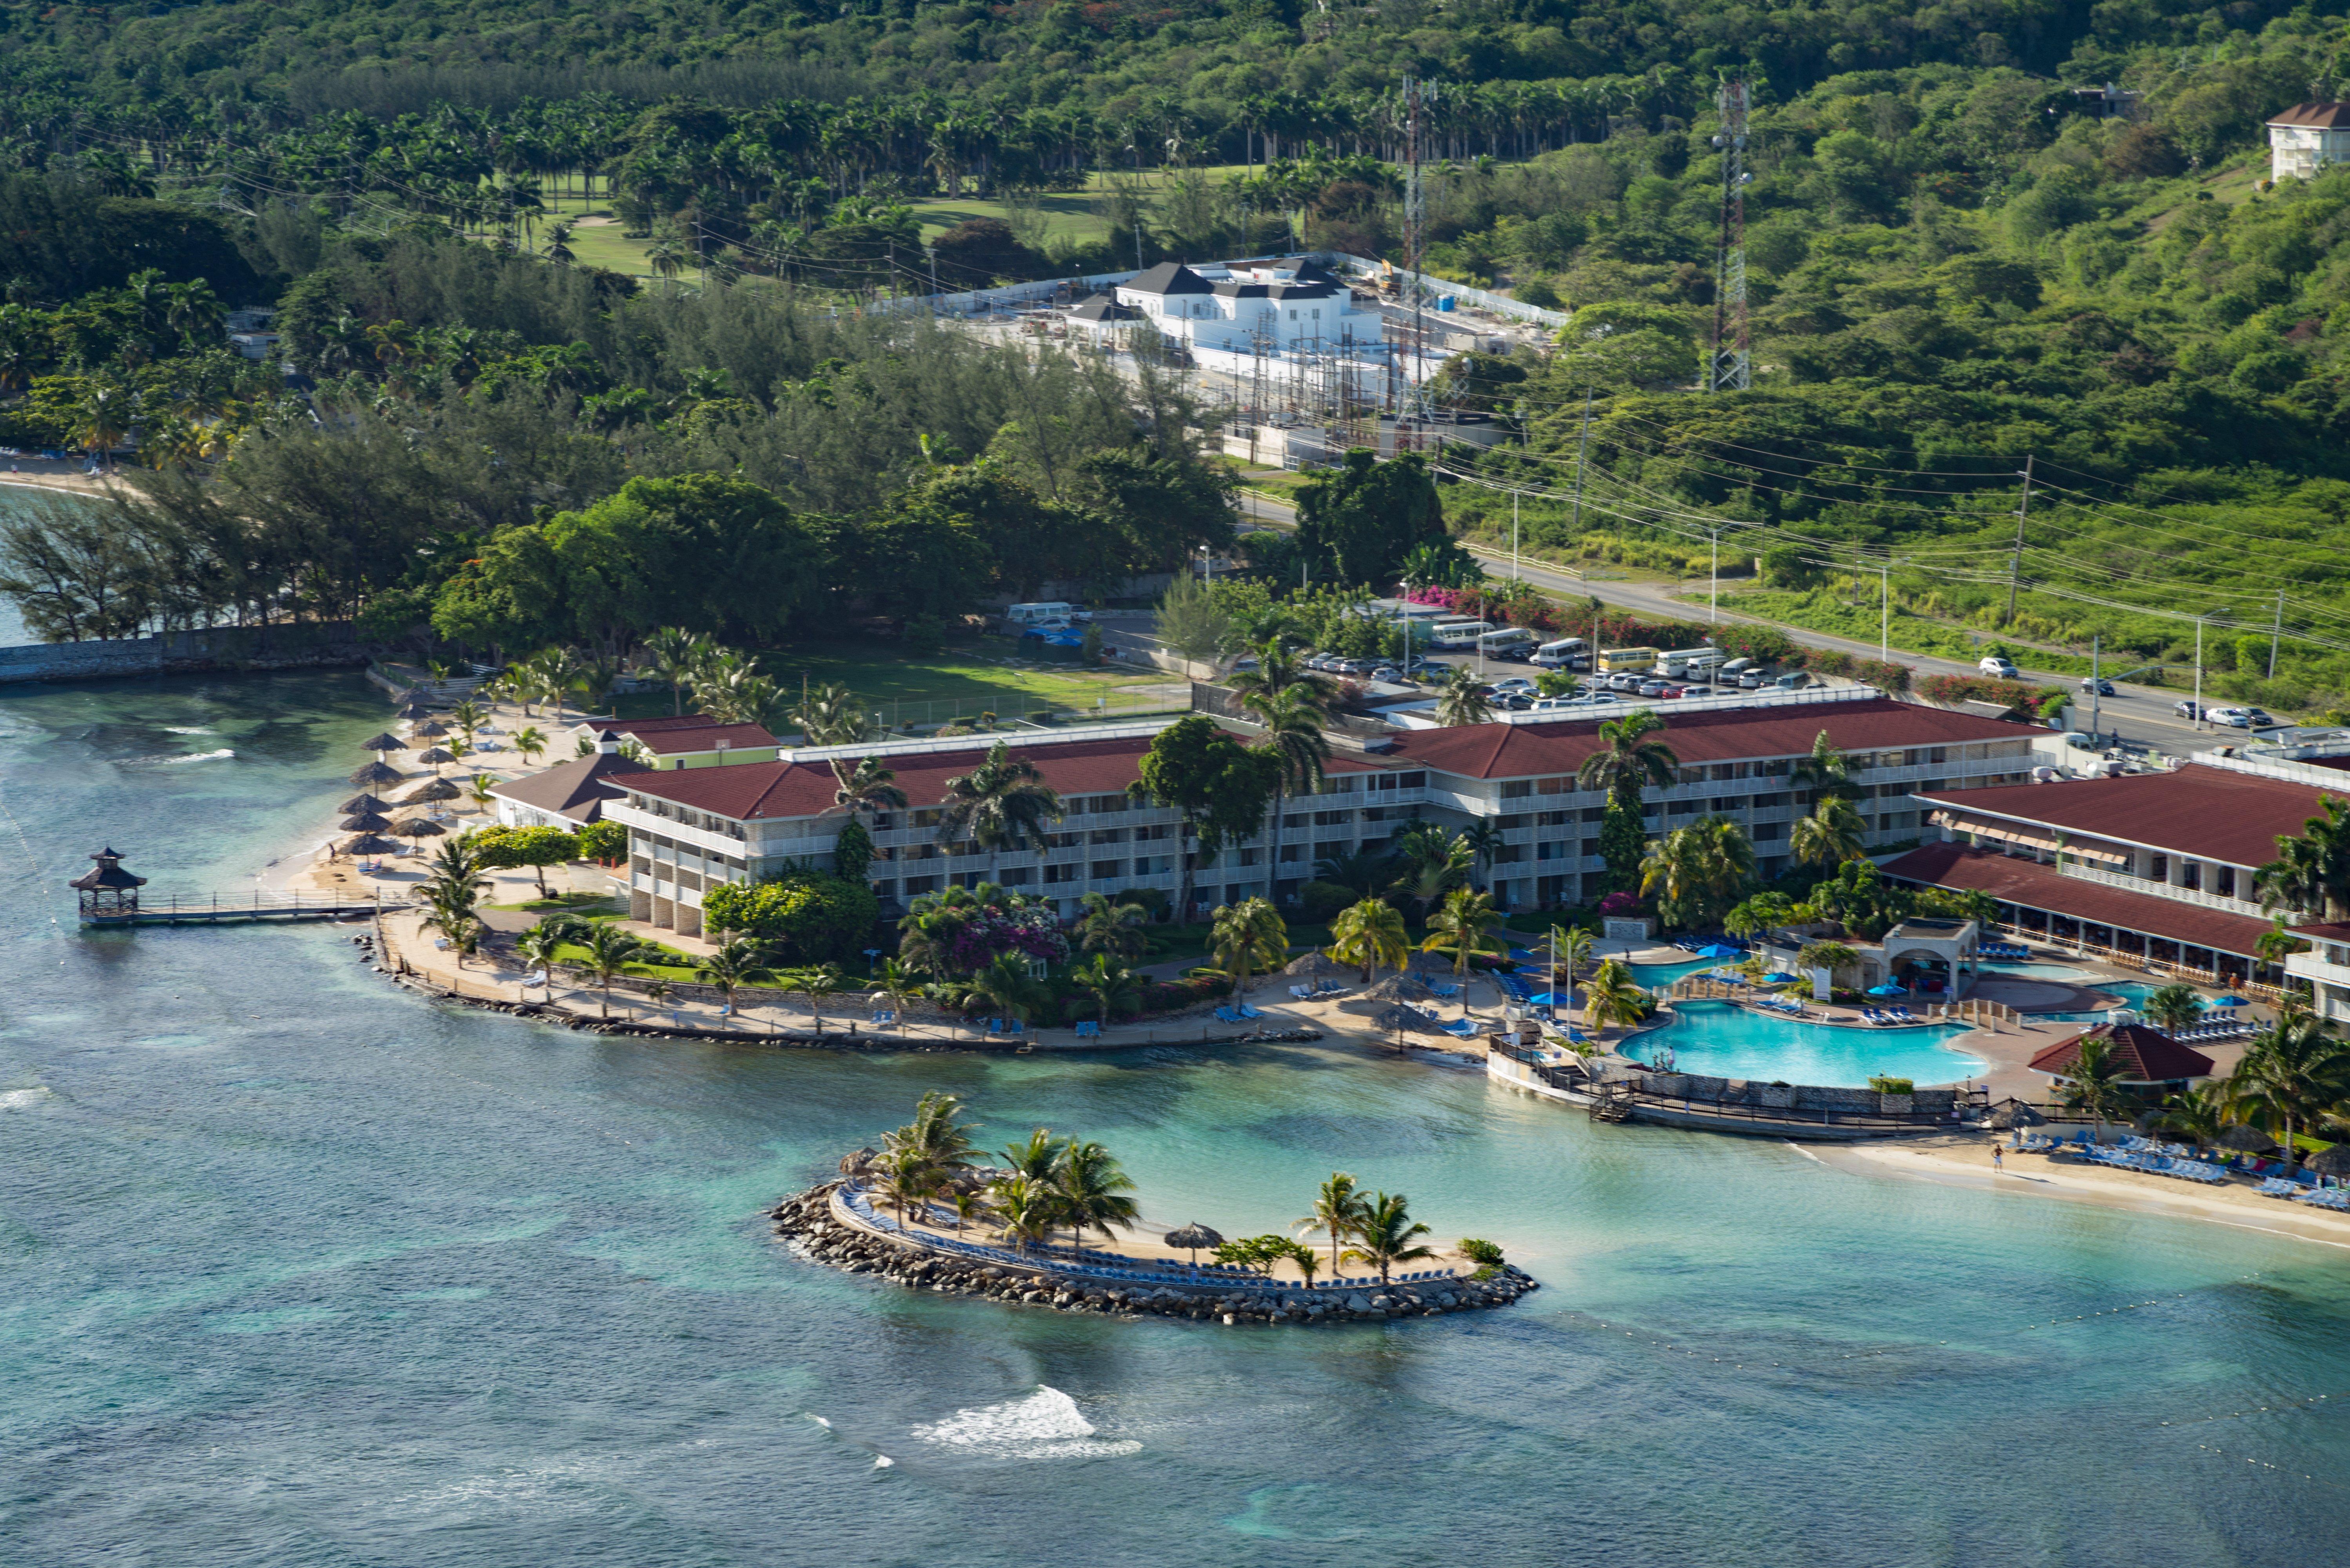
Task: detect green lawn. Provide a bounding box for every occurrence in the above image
[610,638,1180,731]
[486,891,622,915]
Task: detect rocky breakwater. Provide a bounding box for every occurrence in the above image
[770,1181,1538,1325]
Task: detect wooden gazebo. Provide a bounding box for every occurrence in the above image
[71,847,147,923]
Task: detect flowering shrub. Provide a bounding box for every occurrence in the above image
[943,897,1071,974]
[1915,674,2046,713]
[1596,891,1644,918]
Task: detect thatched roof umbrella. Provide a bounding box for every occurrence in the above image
[2215,1123,2277,1154]
[341,832,400,857]
[1284,949,1349,984]
[393,815,447,851]
[838,1147,879,1179]
[396,700,434,720]
[1988,1098,2046,1131]
[1375,1003,1453,1052]
[400,777,463,804]
[348,760,404,788]
[412,719,451,739]
[414,746,457,775]
[1162,1222,1223,1265]
[338,791,392,815]
[339,810,394,833]
[1357,971,1435,1003]
[2306,1144,2350,1177]
[358,731,405,755]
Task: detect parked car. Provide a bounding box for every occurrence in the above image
[1607,671,1645,691]
[1490,691,1533,711]
[1980,655,2019,678]
[1718,657,1755,679]
[2245,707,2278,728]
[1490,677,1536,693]
[1493,646,1536,663]
[1366,664,1403,683]
[2081,677,2116,696]
[2208,706,2254,728]
[1736,669,1771,688]
[1337,658,1377,675]
[2174,699,2207,719]
[1657,684,1687,700]
[1773,671,1812,690]
[1637,678,1673,698]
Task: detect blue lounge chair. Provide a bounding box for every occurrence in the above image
[1239,1004,1264,1019]
[1440,1018,1480,1038]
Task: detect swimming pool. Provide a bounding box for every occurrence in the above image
[1629,999,1989,1087]
[1627,956,1725,989]
[1983,961,2102,982]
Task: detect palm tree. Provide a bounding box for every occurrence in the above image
[646,225,689,293]
[937,740,1062,882]
[1295,1171,1371,1275]
[1243,681,1329,900]
[1328,896,1409,983]
[956,951,1046,1029]
[1435,676,1493,726]
[420,908,482,967]
[1547,923,1596,1009]
[1789,728,1857,802]
[1422,887,1507,1004]
[1210,896,1288,996]
[2255,795,2350,922]
[1055,1140,1140,1252]
[534,648,585,722]
[885,1089,982,1176]
[694,937,771,1014]
[2139,982,2204,1034]
[1458,819,1505,892]
[1069,952,1144,1027]
[463,773,499,815]
[2149,1082,2232,1153]
[450,697,489,750]
[999,1127,1069,1183]
[873,1146,941,1230]
[1343,1191,1436,1287]
[795,683,874,747]
[1580,956,1645,1036]
[1791,795,1869,869]
[513,925,566,989]
[1640,815,1757,932]
[778,964,843,1033]
[988,1173,1055,1255]
[2056,1031,2132,1142]
[830,754,908,823]
[1391,822,1472,922]
[1074,891,1151,962]
[577,922,646,1018]
[513,726,548,767]
[639,627,708,715]
[1575,708,1678,804]
[2227,1013,2350,1175]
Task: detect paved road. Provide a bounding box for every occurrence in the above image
[1234,487,2232,761]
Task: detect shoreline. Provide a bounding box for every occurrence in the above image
[772,1179,1538,1324]
[1809,1135,2350,1251]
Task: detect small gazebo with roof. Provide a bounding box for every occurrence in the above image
[71,847,147,922]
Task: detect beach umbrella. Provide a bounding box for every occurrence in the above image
[1283,949,1347,979]
[2204,994,2252,1009]
[1375,1003,1451,1043]
[348,760,404,787]
[1696,942,1742,959]
[338,792,391,815]
[838,1147,879,1179]
[393,815,447,844]
[396,701,434,720]
[415,746,457,774]
[358,731,405,754]
[1356,971,1434,1003]
[412,719,451,739]
[1867,983,1906,997]
[2306,1145,2350,1176]
[1527,991,1571,1006]
[1988,1099,2046,1131]
[399,778,463,804]
[339,811,394,833]
[2215,1124,2277,1154]
[340,832,400,857]
[1162,1222,1223,1265]
[1763,971,1797,983]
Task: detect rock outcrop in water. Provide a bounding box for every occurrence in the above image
[770,1181,1537,1324]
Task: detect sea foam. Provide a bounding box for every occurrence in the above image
[123,748,234,766]
[0,1086,53,1109]
[910,1386,1139,1460]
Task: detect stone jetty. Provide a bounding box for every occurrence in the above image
[770,1180,1538,1325]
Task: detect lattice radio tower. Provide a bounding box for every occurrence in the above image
[1707,78,1752,392]
[1399,74,1433,418]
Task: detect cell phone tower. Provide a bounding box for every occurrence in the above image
[1708,78,1753,392]
[1399,73,1433,419]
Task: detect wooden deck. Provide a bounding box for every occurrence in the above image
[83,891,405,926]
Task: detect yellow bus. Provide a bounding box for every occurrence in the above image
[1598,646,1660,674]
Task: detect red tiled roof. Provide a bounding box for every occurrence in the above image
[619,731,1382,821]
[1879,842,2278,956]
[2268,101,2350,128]
[489,754,648,823]
[1380,698,2035,780]
[1914,765,2337,867]
[631,723,777,755]
[597,714,728,735]
[2029,1024,2214,1083]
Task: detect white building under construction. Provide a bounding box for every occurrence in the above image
[1106,259,1397,396]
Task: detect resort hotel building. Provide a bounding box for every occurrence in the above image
[1883,743,2350,998]
[590,688,2041,938]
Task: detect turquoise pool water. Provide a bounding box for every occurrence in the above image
[1985,961,2102,982]
[1631,999,1990,1086]
[1628,956,1723,988]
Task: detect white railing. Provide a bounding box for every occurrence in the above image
[2053,858,2285,917]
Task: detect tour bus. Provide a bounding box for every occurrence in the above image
[1477,628,1540,659]
[1533,637,1590,668]
[1597,646,1660,674]
[1005,601,1092,628]
[1660,647,1725,679]
[1429,620,1496,650]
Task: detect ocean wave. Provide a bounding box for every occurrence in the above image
[910,1386,1140,1461]
[0,1086,54,1109]
[120,748,234,766]
[163,726,213,735]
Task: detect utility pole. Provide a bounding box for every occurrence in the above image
[1710,525,1721,624]
[1567,388,1593,537]
[2270,588,2284,679]
[1880,557,1891,661]
[2193,615,2204,731]
[1512,492,1521,584]
[2089,633,2100,742]
[2007,455,2034,624]
[1401,74,1431,418]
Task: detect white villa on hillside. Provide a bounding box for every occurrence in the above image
[2267,102,2350,181]
[1110,260,1393,394]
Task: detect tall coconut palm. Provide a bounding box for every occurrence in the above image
[1575,708,1678,806]
[1328,896,1409,983]
[514,925,566,988]
[1210,896,1288,997]
[778,963,843,1033]
[1790,794,1869,869]
[2255,796,2350,922]
[1343,1191,1436,1287]
[2227,1013,2350,1175]
[2139,982,2204,1034]
[885,1090,981,1176]
[1435,676,1493,727]
[1421,887,1507,1002]
[1055,1140,1140,1252]
[512,726,548,766]
[873,1145,941,1229]
[576,922,645,1018]
[1580,957,1645,1035]
[2056,1032,2131,1142]
[2149,1082,2233,1153]
[937,739,1062,882]
[1640,814,1757,931]
[1295,1171,1371,1274]
[694,937,771,1014]
[1243,681,1329,901]
[1547,923,1596,1009]
[1789,728,1858,802]
[830,755,908,822]
[955,951,1047,1029]
[1069,952,1144,1027]
[1074,891,1150,962]
[988,1173,1055,1255]
[868,958,927,1035]
[639,626,708,715]
[795,683,873,746]
[1458,819,1506,892]
[999,1127,1070,1184]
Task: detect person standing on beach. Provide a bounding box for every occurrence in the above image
[1992,1145,2004,1173]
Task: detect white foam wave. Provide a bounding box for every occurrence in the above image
[910,1386,1140,1461]
[872,1455,893,1469]
[0,1087,53,1109]
[807,1415,831,1429]
[122,748,234,766]
[164,726,213,735]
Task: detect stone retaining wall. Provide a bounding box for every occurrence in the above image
[1631,1071,1957,1116]
[0,622,368,684]
[772,1181,1537,1325]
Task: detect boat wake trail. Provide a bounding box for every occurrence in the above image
[910,1386,1139,1461]
[122,748,234,766]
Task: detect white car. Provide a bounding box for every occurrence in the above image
[1980,655,2019,678]
[2207,706,2253,728]
[1490,678,1536,693]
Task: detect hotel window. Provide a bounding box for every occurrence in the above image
[913,808,942,828]
[2149,854,2167,882]
[1091,859,1126,880]
[1537,810,1572,827]
[1398,773,1426,788]
[2182,862,2201,891]
[903,875,939,896]
[999,866,1034,886]
[2217,866,2236,898]
[1501,780,1533,799]
[1044,864,1081,885]
[1090,828,1127,845]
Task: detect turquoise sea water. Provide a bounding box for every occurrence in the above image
[1629,999,1990,1087]
[5,673,2350,1566]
